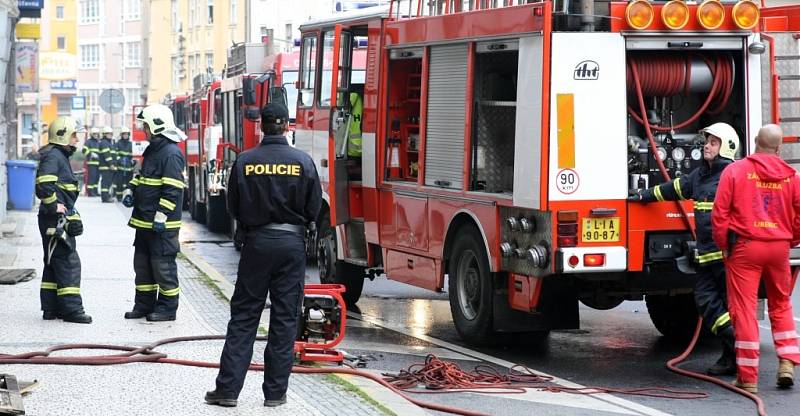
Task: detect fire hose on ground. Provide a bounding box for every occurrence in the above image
[629,54,767,416]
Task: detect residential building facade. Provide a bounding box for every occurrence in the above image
[77,0,145,130]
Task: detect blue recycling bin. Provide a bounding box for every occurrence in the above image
[6,160,38,210]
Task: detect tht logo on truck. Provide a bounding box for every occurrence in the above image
[574,60,599,80]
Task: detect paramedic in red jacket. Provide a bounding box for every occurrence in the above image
[712,124,800,394]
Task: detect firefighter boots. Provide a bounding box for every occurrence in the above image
[124,309,148,319]
[778,358,795,388]
[62,312,92,324]
[707,326,737,376]
[42,311,61,320]
[733,379,758,394]
[204,390,237,407]
[146,311,176,322]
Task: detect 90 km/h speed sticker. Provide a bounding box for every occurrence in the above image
[556,168,579,194]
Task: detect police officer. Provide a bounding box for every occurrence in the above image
[206,103,321,408]
[82,127,101,196]
[36,116,92,324]
[629,122,738,375]
[98,126,116,202]
[122,104,186,322]
[114,126,135,201]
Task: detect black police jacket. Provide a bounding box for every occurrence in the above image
[227,135,322,229]
[82,137,100,166]
[127,136,185,231]
[115,139,135,171]
[641,156,733,264]
[36,145,79,217]
[98,138,114,170]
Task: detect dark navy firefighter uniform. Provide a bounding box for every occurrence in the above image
[114,137,135,201]
[125,136,185,320]
[81,135,100,196]
[633,156,735,368]
[36,144,89,321]
[213,108,321,405]
[98,136,116,201]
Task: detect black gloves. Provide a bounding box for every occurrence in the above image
[627,189,644,202]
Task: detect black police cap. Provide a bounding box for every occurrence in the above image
[261,102,289,125]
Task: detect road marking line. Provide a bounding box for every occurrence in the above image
[349,310,673,416]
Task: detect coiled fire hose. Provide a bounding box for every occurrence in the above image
[629,55,767,416]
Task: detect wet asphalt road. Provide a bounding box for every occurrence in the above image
[179,218,800,416]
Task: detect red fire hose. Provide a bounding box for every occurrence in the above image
[628,56,767,416]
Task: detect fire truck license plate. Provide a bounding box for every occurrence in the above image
[582,218,620,242]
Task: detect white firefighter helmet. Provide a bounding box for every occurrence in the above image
[102,126,114,135]
[136,104,186,142]
[48,116,79,146]
[700,122,739,160]
[120,126,131,134]
[90,127,100,135]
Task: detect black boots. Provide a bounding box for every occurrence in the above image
[42,311,61,320]
[146,311,176,321]
[264,394,287,407]
[124,309,149,319]
[204,390,237,407]
[707,325,737,376]
[62,312,92,324]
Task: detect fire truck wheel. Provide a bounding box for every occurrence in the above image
[448,227,494,344]
[645,294,698,343]
[317,228,364,305]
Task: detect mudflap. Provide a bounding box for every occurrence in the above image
[493,274,579,333]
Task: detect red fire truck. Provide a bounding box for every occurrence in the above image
[263,51,301,137]
[295,1,800,343]
[184,74,223,225]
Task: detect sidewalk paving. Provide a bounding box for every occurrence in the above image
[0,198,427,416]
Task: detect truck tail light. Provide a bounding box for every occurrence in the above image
[583,254,606,267]
[557,210,578,248]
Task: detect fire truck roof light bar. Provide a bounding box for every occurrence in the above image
[697,0,726,30]
[626,0,655,30]
[732,0,759,29]
[662,0,690,30]
[622,0,758,31]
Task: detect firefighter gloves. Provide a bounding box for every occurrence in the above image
[627,189,644,202]
[153,211,168,234]
[122,189,134,208]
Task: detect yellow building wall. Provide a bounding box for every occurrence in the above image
[146,0,246,102]
[41,0,77,137]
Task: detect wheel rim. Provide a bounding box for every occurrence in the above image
[456,249,481,321]
[317,234,333,282]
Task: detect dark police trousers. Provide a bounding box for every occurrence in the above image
[38,215,85,316]
[215,228,305,400]
[87,165,99,196]
[695,262,731,334]
[132,230,181,314]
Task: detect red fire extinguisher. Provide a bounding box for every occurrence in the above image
[385,119,402,180]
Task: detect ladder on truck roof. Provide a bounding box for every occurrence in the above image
[389,0,537,19]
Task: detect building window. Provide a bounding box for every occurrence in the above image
[126,0,140,20]
[189,0,196,27]
[207,0,214,24]
[80,45,100,69]
[206,52,213,73]
[57,97,73,115]
[171,0,180,32]
[56,5,65,19]
[125,88,142,107]
[80,89,100,114]
[125,42,141,67]
[230,0,237,25]
[172,57,182,89]
[80,0,100,24]
[188,55,195,83]
[57,36,66,50]
[285,24,292,41]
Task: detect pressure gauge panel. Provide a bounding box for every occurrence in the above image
[656,147,667,161]
[671,147,685,162]
[691,148,702,161]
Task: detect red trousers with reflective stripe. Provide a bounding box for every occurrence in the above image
[725,239,800,383]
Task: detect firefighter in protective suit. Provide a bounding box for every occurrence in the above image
[98,126,116,202]
[628,122,738,375]
[114,126,135,201]
[122,104,186,322]
[36,116,92,324]
[82,127,101,196]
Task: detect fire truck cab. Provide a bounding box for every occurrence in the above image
[206,43,291,234]
[296,1,800,344]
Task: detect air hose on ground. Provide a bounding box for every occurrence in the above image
[628,57,767,416]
